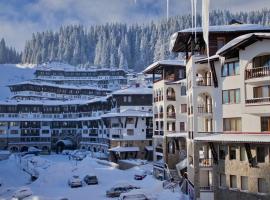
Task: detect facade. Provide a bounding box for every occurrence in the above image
[9,62,127,100]
[171,23,270,200]
[143,60,188,180]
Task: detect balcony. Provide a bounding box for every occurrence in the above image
[245,66,270,80]
[159,112,164,118]
[154,114,159,118]
[197,106,212,114]
[167,112,176,119]
[196,77,212,86]
[167,95,176,101]
[246,97,270,104]
[199,158,213,168]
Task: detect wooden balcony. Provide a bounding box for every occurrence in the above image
[245,66,270,80]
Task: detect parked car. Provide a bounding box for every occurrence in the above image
[119,189,156,200]
[106,183,140,198]
[68,175,83,188]
[134,171,147,180]
[84,174,98,185]
[12,187,33,200]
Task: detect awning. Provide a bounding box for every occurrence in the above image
[176,158,187,171]
[166,133,188,138]
[195,134,270,143]
[109,146,139,152]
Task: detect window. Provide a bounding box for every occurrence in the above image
[261,117,270,132]
[123,96,127,102]
[181,104,187,113]
[220,173,226,187]
[221,61,240,76]
[241,176,248,191]
[223,118,241,132]
[219,145,226,160]
[230,175,237,189]
[229,146,237,160]
[258,178,268,193]
[217,37,225,49]
[181,86,186,96]
[254,85,270,98]
[253,55,270,68]
[180,122,185,132]
[240,146,247,161]
[257,147,265,163]
[10,130,18,134]
[128,96,132,102]
[222,89,240,104]
[126,118,134,124]
[127,129,134,135]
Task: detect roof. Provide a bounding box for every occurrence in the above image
[143,60,186,74]
[195,55,220,64]
[216,33,270,56]
[112,87,152,95]
[170,24,270,52]
[101,109,152,118]
[195,133,270,143]
[109,146,139,152]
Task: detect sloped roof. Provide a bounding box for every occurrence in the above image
[143,60,186,74]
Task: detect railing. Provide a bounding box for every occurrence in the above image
[167,95,176,101]
[196,77,212,86]
[167,112,176,119]
[197,105,212,113]
[200,186,214,191]
[199,158,213,167]
[245,66,270,80]
[246,97,270,104]
[154,114,159,118]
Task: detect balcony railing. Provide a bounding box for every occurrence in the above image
[200,186,214,191]
[167,112,176,119]
[199,158,213,167]
[196,77,212,86]
[167,95,176,101]
[246,97,270,104]
[245,66,270,80]
[197,106,212,114]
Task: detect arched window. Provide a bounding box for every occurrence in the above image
[166,87,176,100]
[167,105,175,119]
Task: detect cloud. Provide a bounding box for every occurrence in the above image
[0,0,269,50]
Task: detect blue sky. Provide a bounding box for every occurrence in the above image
[0,0,269,50]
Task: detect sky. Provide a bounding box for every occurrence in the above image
[0,0,269,50]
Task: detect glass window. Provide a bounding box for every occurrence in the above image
[235,62,240,75]
[219,145,226,160]
[261,117,270,132]
[258,178,268,193]
[230,175,237,189]
[181,104,187,113]
[229,90,235,104]
[222,65,228,77]
[220,173,226,187]
[235,89,240,103]
[180,122,185,132]
[228,63,235,76]
[240,146,247,161]
[229,146,237,160]
[241,176,248,191]
[257,147,265,163]
[222,90,229,104]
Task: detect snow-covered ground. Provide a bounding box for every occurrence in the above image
[0,154,188,200]
[0,64,35,100]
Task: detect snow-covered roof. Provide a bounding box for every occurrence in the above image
[8,81,111,91]
[112,87,152,95]
[143,60,186,74]
[101,109,152,118]
[195,55,220,64]
[180,24,270,34]
[36,62,126,72]
[216,33,270,56]
[109,146,139,152]
[195,133,270,143]
[166,133,188,138]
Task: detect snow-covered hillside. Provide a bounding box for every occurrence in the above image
[0,64,35,100]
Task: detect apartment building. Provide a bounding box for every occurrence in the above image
[170,23,270,200]
[143,60,188,180]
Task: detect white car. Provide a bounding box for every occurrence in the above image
[119,189,156,200]
[12,187,33,200]
[68,175,83,188]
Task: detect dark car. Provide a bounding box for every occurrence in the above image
[84,175,98,185]
[134,171,147,180]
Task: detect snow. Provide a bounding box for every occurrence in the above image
[143,60,186,74]
[0,154,187,200]
[112,87,152,95]
[0,64,34,100]
[109,146,139,152]
[195,133,270,143]
[216,32,270,55]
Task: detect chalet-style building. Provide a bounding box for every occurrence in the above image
[143,60,188,180]
[171,23,270,200]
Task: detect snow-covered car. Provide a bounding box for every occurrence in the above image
[12,187,33,200]
[134,171,147,180]
[84,174,98,185]
[106,183,140,198]
[119,189,156,200]
[68,175,83,188]
[62,150,72,155]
